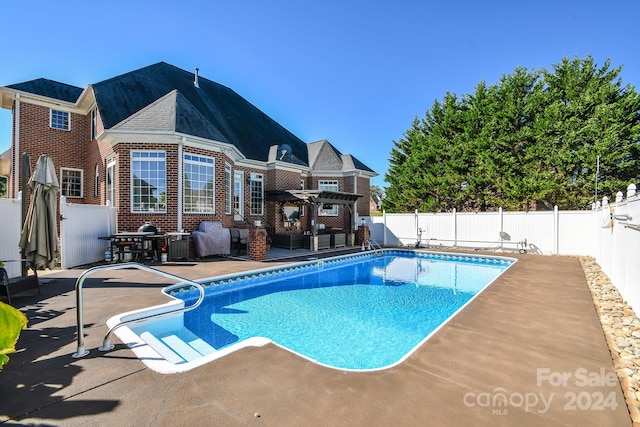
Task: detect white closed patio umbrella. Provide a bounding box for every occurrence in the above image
[19,154,60,270]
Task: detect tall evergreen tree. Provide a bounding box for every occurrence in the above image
[384,56,640,212]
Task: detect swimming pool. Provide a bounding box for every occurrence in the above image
[110,250,515,373]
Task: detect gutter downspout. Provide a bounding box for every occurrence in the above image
[177,137,184,231]
[13,93,20,197]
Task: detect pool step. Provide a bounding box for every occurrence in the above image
[139,332,185,364]
[189,338,216,355]
[140,331,216,364]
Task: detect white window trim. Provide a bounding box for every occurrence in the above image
[318,180,339,216]
[233,171,244,221]
[90,108,97,139]
[183,153,216,214]
[130,150,167,213]
[61,167,83,198]
[225,162,232,215]
[250,172,264,216]
[50,108,70,131]
[94,164,99,197]
[106,156,115,207]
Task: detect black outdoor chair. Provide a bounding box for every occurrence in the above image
[0,260,40,306]
[229,228,249,255]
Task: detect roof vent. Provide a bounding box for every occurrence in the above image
[194,67,200,88]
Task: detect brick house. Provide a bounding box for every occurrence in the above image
[0,62,376,248]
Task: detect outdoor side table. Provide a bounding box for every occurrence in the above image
[166,232,191,261]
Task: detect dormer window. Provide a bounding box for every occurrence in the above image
[50,109,70,130]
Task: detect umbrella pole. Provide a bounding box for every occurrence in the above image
[20,152,30,277]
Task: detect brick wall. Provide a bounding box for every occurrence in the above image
[311,176,350,230]
[85,136,115,205]
[357,175,371,216]
[15,103,89,198]
[9,100,372,237]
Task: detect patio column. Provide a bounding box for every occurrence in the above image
[249,228,267,261]
[310,201,318,251]
[347,201,355,246]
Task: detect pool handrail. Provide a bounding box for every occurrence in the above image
[363,239,383,255]
[72,262,205,359]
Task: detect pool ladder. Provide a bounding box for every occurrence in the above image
[362,239,383,256]
[72,262,205,359]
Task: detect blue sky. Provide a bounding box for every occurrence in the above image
[1,0,639,188]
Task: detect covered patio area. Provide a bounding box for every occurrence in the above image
[265,189,363,252]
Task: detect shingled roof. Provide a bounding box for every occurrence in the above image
[7,78,83,103]
[3,62,375,175]
[308,139,375,173]
[92,62,309,164]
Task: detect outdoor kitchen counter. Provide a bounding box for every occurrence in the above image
[99,232,167,262]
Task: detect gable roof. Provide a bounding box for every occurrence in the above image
[92,62,308,164]
[308,139,375,173]
[7,78,83,103]
[113,90,230,143]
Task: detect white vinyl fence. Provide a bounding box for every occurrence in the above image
[0,196,116,276]
[1,185,638,313]
[0,197,24,278]
[59,196,116,269]
[369,207,595,256]
[364,184,640,314]
[591,187,640,313]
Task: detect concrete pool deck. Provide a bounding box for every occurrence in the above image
[0,251,633,426]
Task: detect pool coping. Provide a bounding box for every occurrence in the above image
[106,249,517,374]
[1,251,632,426]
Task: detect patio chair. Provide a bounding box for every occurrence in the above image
[230,228,249,255]
[0,260,41,306]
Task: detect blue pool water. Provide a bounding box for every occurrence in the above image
[130,250,514,371]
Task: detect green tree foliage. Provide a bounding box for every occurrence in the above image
[384,56,640,212]
[370,185,384,199]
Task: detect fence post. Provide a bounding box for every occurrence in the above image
[383,209,387,246]
[628,184,637,198]
[452,208,457,247]
[554,205,559,255]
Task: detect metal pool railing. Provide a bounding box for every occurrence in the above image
[363,239,383,255]
[72,262,205,359]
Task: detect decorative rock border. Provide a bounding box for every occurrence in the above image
[580,256,640,425]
